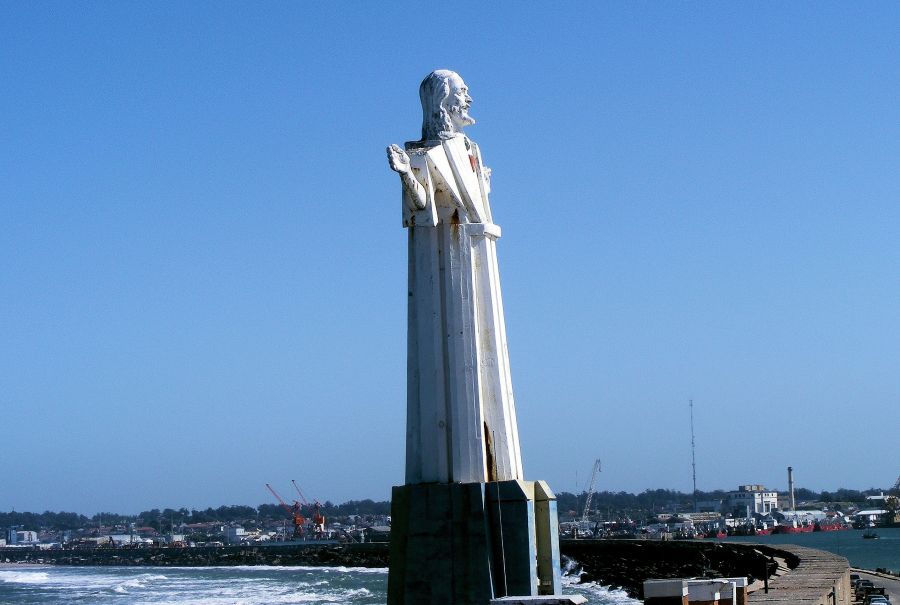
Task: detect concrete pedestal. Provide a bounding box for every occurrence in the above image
[644,578,747,605]
[388,480,563,605]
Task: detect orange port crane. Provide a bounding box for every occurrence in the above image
[292,479,326,536]
[265,483,305,539]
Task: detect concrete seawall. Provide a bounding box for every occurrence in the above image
[560,539,787,597]
[747,544,850,605]
[560,539,849,604]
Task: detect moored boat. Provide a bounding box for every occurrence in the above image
[729,524,771,537]
[814,521,850,532]
[772,523,814,534]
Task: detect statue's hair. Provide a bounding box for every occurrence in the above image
[419,70,458,141]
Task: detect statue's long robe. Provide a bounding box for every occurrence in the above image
[402,134,523,485]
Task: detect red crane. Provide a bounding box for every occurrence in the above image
[292,479,326,537]
[291,479,311,506]
[266,483,305,539]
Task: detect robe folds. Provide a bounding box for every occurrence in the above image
[402,134,523,485]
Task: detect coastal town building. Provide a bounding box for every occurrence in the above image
[853,509,888,527]
[682,512,721,523]
[11,530,39,543]
[224,526,246,544]
[775,509,826,527]
[724,485,778,516]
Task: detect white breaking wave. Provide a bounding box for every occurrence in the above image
[279,565,388,575]
[126,584,375,605]
[560,556,641,604]
[565,579,641,605]
[0,563,638,604]
[0,570,52,584]
[178,564,388,574]
[0,565,386,604]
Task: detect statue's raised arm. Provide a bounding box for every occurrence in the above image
[386,143,426,211]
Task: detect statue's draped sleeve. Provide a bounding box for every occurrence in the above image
[402,149,438,228]
[469,141,492,222]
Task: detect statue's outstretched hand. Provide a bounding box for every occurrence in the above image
[388,144,427,211]
[387,144,411,174]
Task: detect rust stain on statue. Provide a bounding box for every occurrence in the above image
[484,421,498,483]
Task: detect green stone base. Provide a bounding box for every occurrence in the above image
[387,480,562,605]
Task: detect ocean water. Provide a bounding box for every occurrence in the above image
[3,532,895,604]
[724,527,900,572]
[0,563,639,605]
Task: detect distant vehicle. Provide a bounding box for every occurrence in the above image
[856,580,875,599]
[864,596,889,605]
[859,585,887,603]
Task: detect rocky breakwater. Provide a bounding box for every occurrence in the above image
[0,543,390,568]
[560,539,796,599]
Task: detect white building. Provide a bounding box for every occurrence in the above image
[853,509,887,527]
[725,485,778,516]
[106,534,152,546]
[16,530,39,543]
[224,526,245,544]
[775,510,825,524]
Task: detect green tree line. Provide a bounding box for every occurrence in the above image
[555,486,890,519]
[2,486,892,532]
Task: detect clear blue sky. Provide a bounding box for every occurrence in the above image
[1,2,898,514]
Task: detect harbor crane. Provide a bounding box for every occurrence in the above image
[581,459,602,523]
[292,479,326,536]
[265,483,305,539]
[892,475,900,495]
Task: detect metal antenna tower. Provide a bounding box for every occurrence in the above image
[690,399,697,512]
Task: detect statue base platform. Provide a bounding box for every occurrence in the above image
[387,479,564,605]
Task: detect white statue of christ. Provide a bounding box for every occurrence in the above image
[387,70,523,486]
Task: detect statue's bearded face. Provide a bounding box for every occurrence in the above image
[446,75,475,130]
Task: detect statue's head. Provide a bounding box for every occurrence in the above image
[419,70,474,141]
